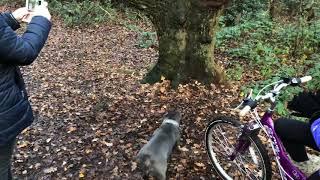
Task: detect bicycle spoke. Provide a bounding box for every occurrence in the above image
[233,145,263,179]
[211,126,234,154]
[238,155,258,176]
[216,125,238,153]
[234,157,254,179]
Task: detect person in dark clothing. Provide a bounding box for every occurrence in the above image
[0,3,51,180]
[275,90,320,179]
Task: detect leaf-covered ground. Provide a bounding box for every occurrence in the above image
[10,5,313,177]
[10,17,245,179]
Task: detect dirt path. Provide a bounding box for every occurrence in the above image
[12,18,241,179]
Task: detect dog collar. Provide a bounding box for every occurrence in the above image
[162,119,179,127]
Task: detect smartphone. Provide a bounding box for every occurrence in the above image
[26,0,43,11]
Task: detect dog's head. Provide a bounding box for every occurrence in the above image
[163,111,181,125]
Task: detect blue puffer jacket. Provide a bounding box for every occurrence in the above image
[311,118,320,149]
[0,12,51,146]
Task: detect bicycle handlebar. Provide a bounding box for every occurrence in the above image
[238,76,312,117]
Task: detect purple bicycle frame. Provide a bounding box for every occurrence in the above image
[231,110,307,180]
[260,111,306,179]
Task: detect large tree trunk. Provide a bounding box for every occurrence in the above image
[126,0,228,86]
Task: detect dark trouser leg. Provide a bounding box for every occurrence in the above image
[308,170,320,180]
[274,118,319,162]
[0,139,15,180]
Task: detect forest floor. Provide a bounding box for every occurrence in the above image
[5,9,295,179]
[11,17,244,179]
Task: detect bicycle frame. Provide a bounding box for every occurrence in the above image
[231,109,307,180]
[261,110,307,180]
[224,77,314,179]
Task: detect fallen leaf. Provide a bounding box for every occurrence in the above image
[179,146,189,152]
[43,167,57,174]
[79,172,85,178]
[131,162,137,171]
[195,162,205,167]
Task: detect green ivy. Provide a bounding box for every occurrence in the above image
[221,0,268,26]
[137,31,157,49]
[307,61,320,90]
[226,64,244,81]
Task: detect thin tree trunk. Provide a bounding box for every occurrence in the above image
[269,0,275,20]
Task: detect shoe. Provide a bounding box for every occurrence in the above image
[292,154,320,177]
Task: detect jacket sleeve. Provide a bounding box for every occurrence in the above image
[311,118,320,149]
[0,16,52,66]
[0,12,21,30]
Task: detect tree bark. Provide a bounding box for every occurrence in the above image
[269,0,275,20]
[126,0,228,86]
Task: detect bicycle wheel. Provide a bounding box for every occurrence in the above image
[205,116,272,180]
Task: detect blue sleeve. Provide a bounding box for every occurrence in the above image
[311,118,320,149]
[0,12,21,30]
[0,16,52,66]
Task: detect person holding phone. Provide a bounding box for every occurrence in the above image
[0,2,51,179]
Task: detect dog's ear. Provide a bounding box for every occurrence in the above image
[164,111,181,121]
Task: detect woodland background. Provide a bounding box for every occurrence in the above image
[0,0,319,179]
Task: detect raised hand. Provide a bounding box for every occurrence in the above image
[12,7,29,22]
[22,1,51,23]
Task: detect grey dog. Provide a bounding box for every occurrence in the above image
[137,111,181,180]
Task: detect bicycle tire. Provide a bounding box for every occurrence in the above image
[205,116,272,180]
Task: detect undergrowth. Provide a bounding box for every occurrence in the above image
[218,11,320,115]
[50,0,115,26]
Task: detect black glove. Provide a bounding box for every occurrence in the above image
[0,12,21,30]
[287,91,320,118]
[310,111,320,125]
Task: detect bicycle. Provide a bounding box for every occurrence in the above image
[205,76,313,180]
